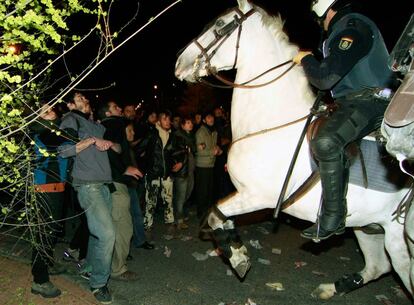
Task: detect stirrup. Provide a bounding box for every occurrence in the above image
[301,222,346,243]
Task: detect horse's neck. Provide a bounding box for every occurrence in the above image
[230,21,314,140]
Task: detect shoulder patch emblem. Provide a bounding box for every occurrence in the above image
[339,37,353,50]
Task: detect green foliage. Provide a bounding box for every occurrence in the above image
[0,1,106,231]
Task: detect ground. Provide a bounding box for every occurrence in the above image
[0,209,412,305]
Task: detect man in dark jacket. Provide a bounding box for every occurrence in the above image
[173,116,196,229]
[137,110,184,236]
[294,0,395,242]
[98,100,143,281]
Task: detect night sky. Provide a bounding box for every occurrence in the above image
[66,0,413,105]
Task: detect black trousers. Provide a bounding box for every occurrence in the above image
[194,167,215,219]
[31,191,64,284]
[67,186,89,260]
[311,96,389,206]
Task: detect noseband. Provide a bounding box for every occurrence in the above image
[190,7,295,89]
[192,7,255,75]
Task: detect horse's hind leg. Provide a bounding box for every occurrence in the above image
[384,219,412,294]
[201,192,251,278]
[312,229,391,300]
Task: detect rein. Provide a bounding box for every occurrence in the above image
[201,60,296,89]
[231,114,309,146]
[191,7,295,89]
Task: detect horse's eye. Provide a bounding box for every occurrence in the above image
[216,19,225,27]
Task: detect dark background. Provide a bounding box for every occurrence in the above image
[59,0,413,111]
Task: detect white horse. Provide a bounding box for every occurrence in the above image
[381,17,414,297]
[175,0,412,299]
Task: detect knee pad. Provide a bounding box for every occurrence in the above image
[311,135,343,161]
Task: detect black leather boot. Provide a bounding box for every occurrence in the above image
[301,160,348,242]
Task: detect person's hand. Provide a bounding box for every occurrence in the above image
[213,146,222,156]
[172,162,183,172]
[94,138,114,151]
[293,51,312,65]
[124,166,144,180]
[198,143,206,150]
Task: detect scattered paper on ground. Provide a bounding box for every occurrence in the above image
[164,246,171,258]
[226,269,233,276]
[192,251,209,261]
[375,294,395,305]
[294,261,307,269]
[391,285,406,298]
[339,256,351,261]
[207,248,220,257]
[257,226,270,235]
[163,234,174,240]
[249,240,263,249]
[181,235,193,241]
[187,286,201,293]
[245,298,257,305]
[257,258,271,265]
[266,282,285,291]
[271,248,281,255]
[312,270,327,277]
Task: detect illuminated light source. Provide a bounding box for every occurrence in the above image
[154,95,157,99]
[153,85,158,90]
[7,45,18,54]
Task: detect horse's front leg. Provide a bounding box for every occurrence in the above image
[201,197,251,278]
[312,229,391,300]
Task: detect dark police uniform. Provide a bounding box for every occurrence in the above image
[300,11,395,240]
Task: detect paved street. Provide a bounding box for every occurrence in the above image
[0,209,412,305]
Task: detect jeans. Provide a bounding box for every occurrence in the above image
[75,183,115,289]
[173,174,194,221]
[128,184,146,247]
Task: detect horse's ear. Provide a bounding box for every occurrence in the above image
[237,0,252,12]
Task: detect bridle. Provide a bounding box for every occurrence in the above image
[189,7,295,89]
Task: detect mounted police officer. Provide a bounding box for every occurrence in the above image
[293,0,396,241]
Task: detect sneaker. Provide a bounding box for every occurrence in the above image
[80,270,91,280]
[63,248,80,262]
[91,285,112,304]
[111,270,138,281]
[48,262,67,275]
[136,241,155,250]
[31,281,61,298]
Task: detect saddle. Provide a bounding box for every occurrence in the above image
[306,108,407,193]
[384,13,414,127]
[384,60,414,127]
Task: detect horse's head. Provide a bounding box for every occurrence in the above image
[175,0,256,82]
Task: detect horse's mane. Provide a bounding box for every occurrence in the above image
[253,4,314,105]
[253,4,298,54]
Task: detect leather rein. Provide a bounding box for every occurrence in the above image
[191,7,295,89]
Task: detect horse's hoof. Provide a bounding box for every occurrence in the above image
[234,260,251,278]
[311,283,336,300]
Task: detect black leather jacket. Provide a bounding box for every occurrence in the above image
[137,127,184,180]
[173,129,196,178]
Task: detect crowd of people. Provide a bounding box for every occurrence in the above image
[28,0,399,302]
[30,91,233,304]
